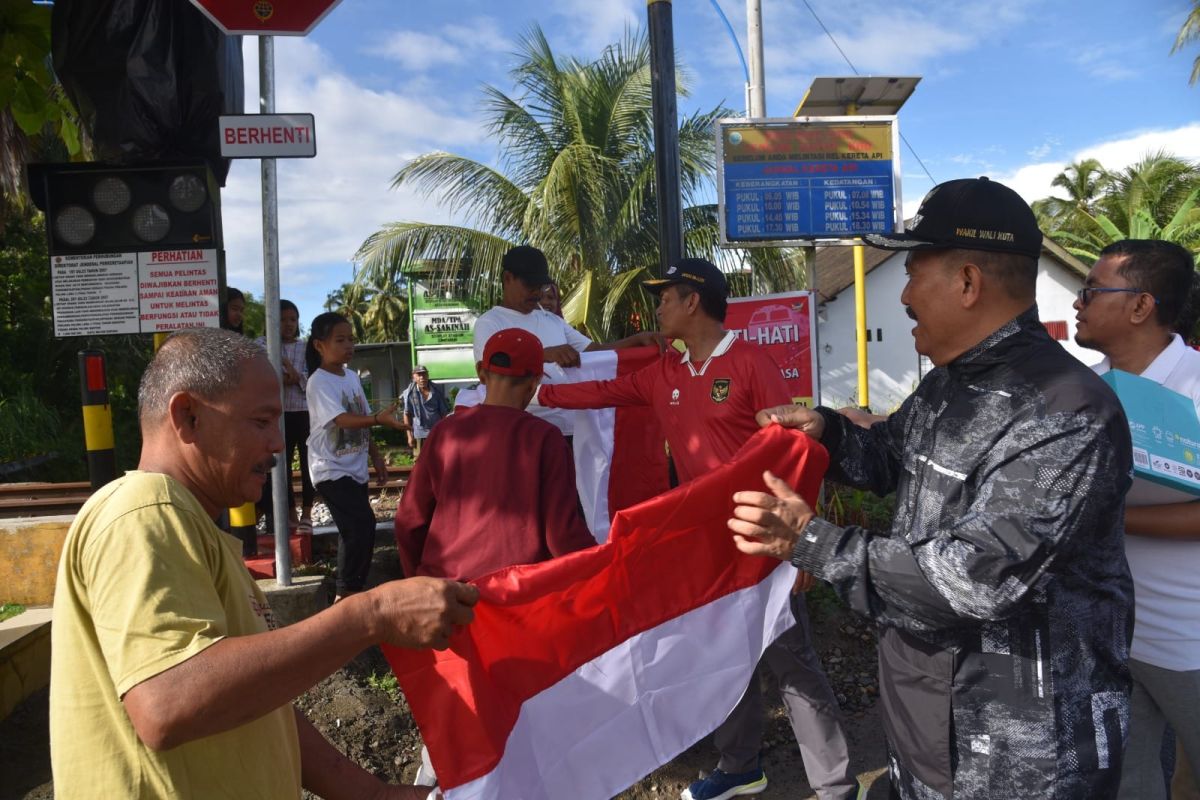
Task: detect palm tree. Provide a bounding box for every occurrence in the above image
[323,282,370,342]
[353,27,799,341]
[1043,152,1200,263]
[1174,0,1200,85]
[361,274,409,343]
[1033,158,1112,236]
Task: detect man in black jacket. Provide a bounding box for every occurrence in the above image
[729,177,1135,799]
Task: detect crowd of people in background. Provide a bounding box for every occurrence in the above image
[47,172,1200,800]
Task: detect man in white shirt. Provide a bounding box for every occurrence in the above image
[1074,239,1200,800]
[472,245,661,434]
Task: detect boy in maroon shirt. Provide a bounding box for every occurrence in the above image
[393,328,595,583]
[536,259,858,800]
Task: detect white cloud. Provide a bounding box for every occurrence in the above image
[897,124,1200,218]
[1027,137,1060,160]
[223,37,490,313]
[1077,124,1200,168]
[366,17,510,72]
[549,0,641,55]
[754,0,1035,109]
[1072,45,1139,81]
[995,122,1200,205]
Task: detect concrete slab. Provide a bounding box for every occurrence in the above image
[257,574,329,628]
[0,606,53,721]
[0,516,73,606]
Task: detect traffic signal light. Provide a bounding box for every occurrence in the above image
[28,161,223,255]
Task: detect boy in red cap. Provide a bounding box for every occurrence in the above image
[394,327,595,583]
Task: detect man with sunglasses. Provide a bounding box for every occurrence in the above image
[1074,239,1200,800]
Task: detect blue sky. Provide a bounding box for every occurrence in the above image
[221,0,1200,327]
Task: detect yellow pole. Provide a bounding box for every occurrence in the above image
[842,100,870,411]
[853,245,869,409]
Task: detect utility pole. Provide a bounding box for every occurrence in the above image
[746,0,766,117]
[648,0,683,276]
[260,35,291,586]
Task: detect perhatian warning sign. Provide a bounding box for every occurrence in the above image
[50,249,220,337]
[137,249,220,332]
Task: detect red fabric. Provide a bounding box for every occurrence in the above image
[384,425,828,790]
[393,404,595,581]
[608,347,671,517]
[540,338,793,483]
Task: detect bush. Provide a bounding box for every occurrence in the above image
[820,484,895,530]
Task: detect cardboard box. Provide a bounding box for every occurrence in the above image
[1101,369,1200,501]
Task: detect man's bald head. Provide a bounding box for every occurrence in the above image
[138,329,267,429]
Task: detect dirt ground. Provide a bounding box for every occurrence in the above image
[0,539,891,800]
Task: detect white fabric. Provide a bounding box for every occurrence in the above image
[566,352,619,543]
[443,561,798,800]
[473,306,593,435]
[305,368,371,485]
[1095,334,1200,670]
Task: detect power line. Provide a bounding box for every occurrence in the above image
[707,0,750,86]
[801,0,937,186]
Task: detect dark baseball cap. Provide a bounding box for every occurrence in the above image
[481,328,544,378]
[643,258,729,301]
[501,245,552,287]
[412,364,429,374]
[864,177,1043,259]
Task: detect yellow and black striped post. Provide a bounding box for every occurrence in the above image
[78,350,117,490]
[230,502,258,557]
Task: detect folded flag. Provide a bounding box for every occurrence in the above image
[384,425,828,799]
[569,347,671,542]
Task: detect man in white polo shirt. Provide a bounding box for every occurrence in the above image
[1074,239,1200,800]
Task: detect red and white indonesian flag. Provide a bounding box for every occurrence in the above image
[384,425,828,799]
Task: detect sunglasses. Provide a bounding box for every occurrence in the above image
[1076,286,1158,306]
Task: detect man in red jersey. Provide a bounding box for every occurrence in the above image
[536,258,858,800]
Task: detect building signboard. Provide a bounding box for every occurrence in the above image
[717,117,903,246]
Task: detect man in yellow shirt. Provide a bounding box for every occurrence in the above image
[51,328,478,799]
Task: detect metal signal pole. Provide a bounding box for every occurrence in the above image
[260,34,291,586]
[648,0,683,275]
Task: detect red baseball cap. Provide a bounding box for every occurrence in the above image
[481,328,544,377]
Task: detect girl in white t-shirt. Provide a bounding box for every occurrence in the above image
[305,312,404,600]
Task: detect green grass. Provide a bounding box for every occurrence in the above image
[386,448,415,467]
[804,582,844,624]
[365,670,401,701]
[820,485,895,530]
[0,603,26,623]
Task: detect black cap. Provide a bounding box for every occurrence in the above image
[643,258,729,301]
[864,177,1043,259]
[502,245,552,286]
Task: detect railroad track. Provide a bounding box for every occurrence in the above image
[0,466,413,519]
